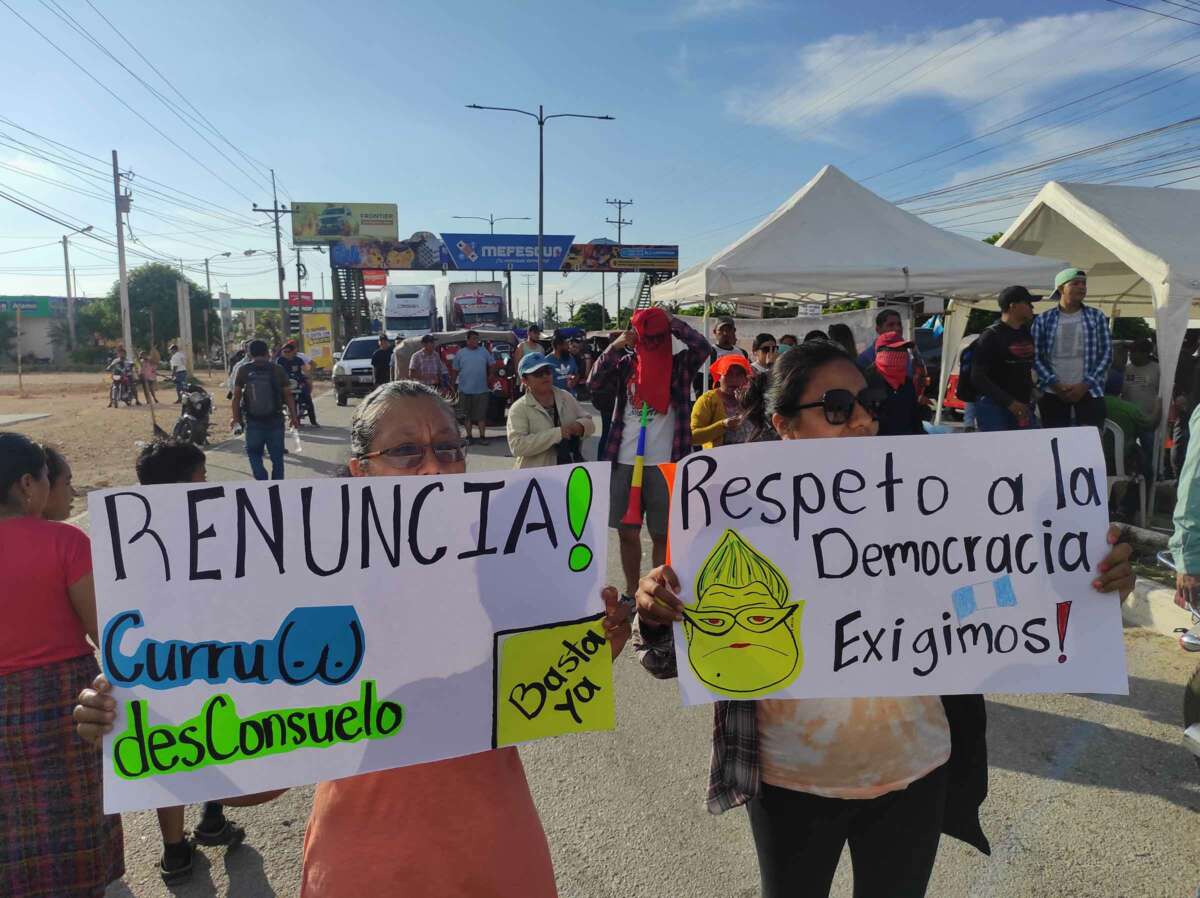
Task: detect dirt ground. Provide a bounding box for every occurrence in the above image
[0,371,237,494]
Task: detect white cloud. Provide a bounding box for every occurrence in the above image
[726,9,1200,145]
[675,0,766,22]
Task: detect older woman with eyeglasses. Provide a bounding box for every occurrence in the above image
[73,381,630,898]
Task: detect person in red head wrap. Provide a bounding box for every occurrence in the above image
[864,332,926,436]
[630,308,674,415]
[586,308,712,601]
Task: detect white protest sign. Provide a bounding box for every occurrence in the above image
[88,464,611,814]
[667,429,1128,705]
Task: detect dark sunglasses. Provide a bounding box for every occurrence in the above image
[793,387,886,425]
[359,440,467,470]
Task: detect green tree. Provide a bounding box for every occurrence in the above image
[83,263,216,355]
[569,302,612,332]
[983,232,1004,245]
[253,311,284,347]
[0,311,14,361]
[1113,317,1153,341]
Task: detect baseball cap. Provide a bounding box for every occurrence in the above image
[875,332,913,351]
[716,316,736,329]
[998,285,1041,310]
[518,351,555,376]
[1054,268,1087,290]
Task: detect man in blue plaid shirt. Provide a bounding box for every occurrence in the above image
[1030,267,1111,431]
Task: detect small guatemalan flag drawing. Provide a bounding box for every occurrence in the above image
[951,574,1018,621]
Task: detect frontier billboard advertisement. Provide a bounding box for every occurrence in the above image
[292,203,399,244]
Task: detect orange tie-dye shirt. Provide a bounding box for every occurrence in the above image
[757,697,951,800]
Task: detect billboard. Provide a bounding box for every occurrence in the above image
[330,232,447,270]
[287,291,314,308]
[439,233,576,271]
[363,269,388,288]
[561,244,679,273]
[302,313,333,369]
[292,203,398,244]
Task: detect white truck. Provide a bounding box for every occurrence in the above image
[382,285,438,340]
[444,281,507,330]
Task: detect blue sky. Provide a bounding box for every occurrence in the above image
[1,0,1197,319]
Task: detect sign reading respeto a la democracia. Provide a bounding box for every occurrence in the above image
[667,429,1128,705]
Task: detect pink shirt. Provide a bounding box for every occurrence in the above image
[300,748,557,897]
[0,517,93,674]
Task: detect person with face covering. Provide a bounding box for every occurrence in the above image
[863,331,924,436]
[630,342,1138,898]
[72,381,631,898]
[0,432,124,898]
[691,354,754,449]
[588,308,710,605]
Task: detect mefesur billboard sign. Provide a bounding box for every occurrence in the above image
[440,233,575,271]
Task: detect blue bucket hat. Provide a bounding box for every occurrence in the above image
[518,351,555,376]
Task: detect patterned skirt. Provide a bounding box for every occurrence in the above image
[0,654,125,897]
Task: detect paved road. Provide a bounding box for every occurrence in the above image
[99,388,1199,898]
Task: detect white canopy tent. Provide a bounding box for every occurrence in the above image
[653,165,1063,304]
[995,180,1200,422]
[652,164,1063,395]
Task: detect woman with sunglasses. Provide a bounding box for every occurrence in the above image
[73,380,631,898]
[632,341,1136,898]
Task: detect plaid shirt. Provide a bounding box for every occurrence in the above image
[1029,304,1111,398]
[586,316,710,463]
[407,348,449,387]
[633,617,759,814]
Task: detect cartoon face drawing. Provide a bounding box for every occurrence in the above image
[683,530,803,698]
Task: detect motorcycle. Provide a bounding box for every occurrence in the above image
[1156,551,1200,769]
[287,371,318,427]
[108,369,133,407]
[172,385,213,447]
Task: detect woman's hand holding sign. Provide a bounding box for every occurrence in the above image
[1096,524,1134,598]
[635,564,685,626]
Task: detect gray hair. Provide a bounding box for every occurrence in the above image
[349,380,455,457]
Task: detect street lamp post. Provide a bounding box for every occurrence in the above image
[465,104,613,324]
[451,213,530,295]
[62,224,93,348]
[202,252,232,373]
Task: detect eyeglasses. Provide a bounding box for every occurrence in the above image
[792,387,887,425]
[359,440,467,470]
[681,603,797,637]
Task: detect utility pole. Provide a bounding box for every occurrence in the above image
[554,289,561,324]
[521,273,536,323]
[203,252,230,374]
[253,169,290,329]
[320,271,325,301]
[606,198,632,322]
[61,224,92,348]
[112,150,133,352]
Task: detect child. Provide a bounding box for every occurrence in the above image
[133,439,245,882]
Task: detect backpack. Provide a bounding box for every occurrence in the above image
[955,338,979,403]
[242,362,282,421]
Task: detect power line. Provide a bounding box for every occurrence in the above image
[1101,0,1200,27]
[80,0,279,188]
[0,0,258,203]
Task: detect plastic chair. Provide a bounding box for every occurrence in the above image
[1104,420,1147,527]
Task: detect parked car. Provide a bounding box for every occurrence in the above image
[332,335,381,405]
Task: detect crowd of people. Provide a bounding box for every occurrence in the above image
[5,262,1181,898]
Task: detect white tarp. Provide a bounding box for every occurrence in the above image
[678,306,913,358]
[997,180,1200,424]
[653,165,1063,306]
